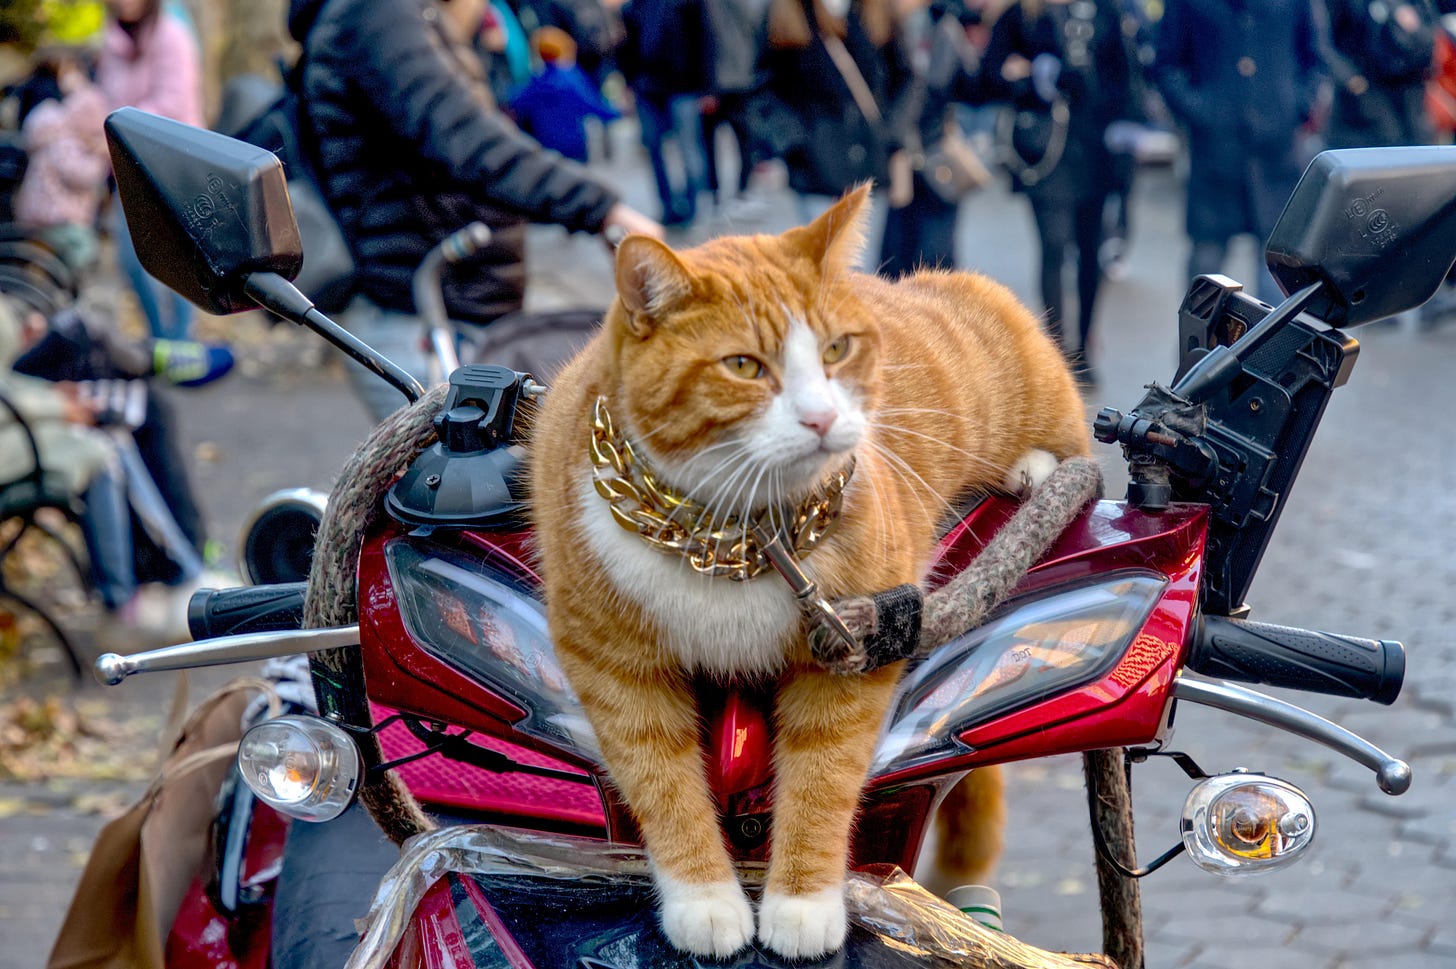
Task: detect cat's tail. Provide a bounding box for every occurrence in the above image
[921,765,1006,896]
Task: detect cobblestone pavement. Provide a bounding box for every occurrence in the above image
[3,127,1454,967]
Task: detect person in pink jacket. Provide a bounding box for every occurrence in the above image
[96,0,204,339]
[13,58,111,273]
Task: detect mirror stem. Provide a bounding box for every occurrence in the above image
[244,272,424,404]
[1171,281,1323,404]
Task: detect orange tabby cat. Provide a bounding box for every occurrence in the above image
[529,186,1090,959]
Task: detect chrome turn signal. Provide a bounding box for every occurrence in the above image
[1181,773,1315,875]
[238,714,362,822]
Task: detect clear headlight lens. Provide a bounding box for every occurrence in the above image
[871,573,1168,777]
[1182,773,1316,874]
[238,714,361,822]
[386,538,600,765]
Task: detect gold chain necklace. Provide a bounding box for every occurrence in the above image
[588,396,854,581]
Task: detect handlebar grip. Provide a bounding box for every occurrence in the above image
[1188,615,1404,705]
[187,583,307,640]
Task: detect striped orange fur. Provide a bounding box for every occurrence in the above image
[527,186,1090,959]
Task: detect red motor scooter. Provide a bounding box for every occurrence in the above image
[91,109,1442,968]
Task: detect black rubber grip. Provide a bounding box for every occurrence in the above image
[188,583,307,640]
[1188,615,1404,705]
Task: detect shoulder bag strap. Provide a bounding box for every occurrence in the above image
[821,31,883,124]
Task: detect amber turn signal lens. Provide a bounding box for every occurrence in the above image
[1181,773,1315,874]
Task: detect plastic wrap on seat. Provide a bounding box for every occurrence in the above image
[344,825,1116,969]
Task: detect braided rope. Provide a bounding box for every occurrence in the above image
[304,384,449,845]
[304,397,1101,844]
[810,456,1105,673]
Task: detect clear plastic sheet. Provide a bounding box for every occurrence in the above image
[344,825,1116,969]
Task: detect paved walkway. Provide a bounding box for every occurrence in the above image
[3,127,1454,966]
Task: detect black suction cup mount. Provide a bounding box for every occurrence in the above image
[385,366,536,530]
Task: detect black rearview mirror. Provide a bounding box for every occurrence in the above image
[103,107,303,315]
[1266,146,1456,328]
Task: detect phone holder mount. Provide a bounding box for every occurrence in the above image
[384,366,538,530]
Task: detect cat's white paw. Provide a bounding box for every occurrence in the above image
[757,886,848,960]
[656,877,755,958]
[1003,448,1059,496]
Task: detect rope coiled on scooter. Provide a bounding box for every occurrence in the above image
[808,456,1105,674]
[304,384,450,846]
[305,393,1105,846]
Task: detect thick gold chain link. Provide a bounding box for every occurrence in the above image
[589,396,852,581]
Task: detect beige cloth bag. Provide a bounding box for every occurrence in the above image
[47,678,278,969]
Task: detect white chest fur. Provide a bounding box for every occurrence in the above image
[576,475,802,677]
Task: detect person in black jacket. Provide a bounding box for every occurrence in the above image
[618,0,715,227]
[1155,0,1323,303]
[978,0,1133,384]
[292,0,659,420]
[754,0,915,215]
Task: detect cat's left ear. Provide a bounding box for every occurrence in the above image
[785,183,872,274]
[614,235,695,336]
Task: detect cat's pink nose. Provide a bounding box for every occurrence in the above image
[800,409,838,437]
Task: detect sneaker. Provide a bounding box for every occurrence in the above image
[1099,238,1129,282]
[127,569,240,645]
[152,340,235,388]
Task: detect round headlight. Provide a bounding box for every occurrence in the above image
[239,489,326,585]
[238,714,361,822]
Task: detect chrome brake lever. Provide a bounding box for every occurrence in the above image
[1173,675,1412,795]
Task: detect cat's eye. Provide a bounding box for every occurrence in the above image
[823,336,851,364]
[723,355,765,379]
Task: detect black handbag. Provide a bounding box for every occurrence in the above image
[217,72,356,313]
[284,175,356,312]
[800,103,885,196]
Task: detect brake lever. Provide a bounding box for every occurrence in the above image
[1173,676,1412,795]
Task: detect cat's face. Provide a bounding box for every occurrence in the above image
[608,188,878,511]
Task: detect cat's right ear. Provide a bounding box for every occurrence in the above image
[615,235,694,336]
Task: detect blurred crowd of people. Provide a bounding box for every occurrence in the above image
[2,0,233,641]
[8,0,1456,390]
[3,0,1456,646]
[356,0,1453,387]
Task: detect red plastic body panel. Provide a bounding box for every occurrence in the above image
[164,801,289,969]
[375,705,604,829]
[360,498,1206,864]
[168,497,1209,967]
[388,874,538,969]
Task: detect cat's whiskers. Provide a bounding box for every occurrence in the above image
[864,419,1002,475]
[670,453,757,543]
[862,438,958,526]
[735,463,774,566]
[876,405,973,421]
[695,450,769,545]
[853,457,892,554]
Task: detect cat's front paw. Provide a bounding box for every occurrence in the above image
[657,877,755,958]
[757,886,848,960]
[1003,448,1060,496]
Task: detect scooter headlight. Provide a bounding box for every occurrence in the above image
[1181,773,1315,874]
[238,714,362,822]
[871,572,1168,777]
